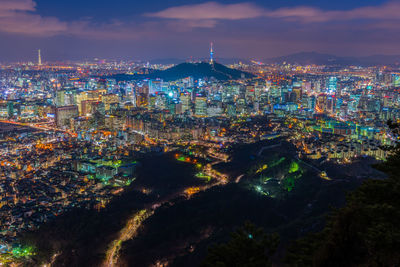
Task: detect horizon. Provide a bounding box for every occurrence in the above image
[3,50,400,64]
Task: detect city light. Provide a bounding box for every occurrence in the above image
[0,4,398,265]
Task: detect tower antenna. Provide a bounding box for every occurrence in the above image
[210,42,214,64]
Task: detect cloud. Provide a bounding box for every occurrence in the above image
[145,2,264,20]
[0,0,147,39]
[0,0,67,36]
[2,0,400,41]
[266,1,400,22]
[0,0,161,39]
[146,1,400,24]
[331,1,400,21]
[160,19,218,32]
[0,0,36,13]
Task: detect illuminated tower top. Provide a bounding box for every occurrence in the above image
[38,49,42,66]
[210,42,214,64]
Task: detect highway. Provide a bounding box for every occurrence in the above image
[0,120,77,137]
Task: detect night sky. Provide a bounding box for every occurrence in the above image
[0,0,399,61]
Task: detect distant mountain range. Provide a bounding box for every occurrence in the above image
[110,62,254,81]
[149,52,400,67]
[265,52,400,66]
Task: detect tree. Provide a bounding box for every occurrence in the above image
[202,222,279,267]
[285,121,400,266]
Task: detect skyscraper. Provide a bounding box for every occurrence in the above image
[181,93,191,114]
[328,77,337,92]
[38,49,42,66]
[195,96,207,116]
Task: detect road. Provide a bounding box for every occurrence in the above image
[103,209,154,267]
[102,156,231,266]
[0,120,77,136]
[257,143,282,156]
[294,156,331,180]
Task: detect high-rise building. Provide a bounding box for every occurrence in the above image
[101,94,119,112]
[326,96,336,114]
[245,85,255,103]
[291,83,302,103]
[136,94,149,107]
[155,93,167,110]
[0,102,8,118]
[55,89,77,107]
[195,97,207,116]
[316,94,327,113]
[38,49,42,66]
[181,93,191,114]
[76,92,88,115]
[55,105,78,127]
[55,90,66,107]
[149,80,163,94]
[393,74,400,87]
[328,77,338,92]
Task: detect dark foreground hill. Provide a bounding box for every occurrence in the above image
[109,62,254,81]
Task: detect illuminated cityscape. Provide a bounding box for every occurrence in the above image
[0,0,400,266]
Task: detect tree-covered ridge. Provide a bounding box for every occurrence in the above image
[286,122,400,266]
[285,175,400,266]
[109,62,254,81]
[202,222,279,267]
[204,124,400,266]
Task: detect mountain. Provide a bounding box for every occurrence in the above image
[110,62,254,81]
[266,52,400,66]
[149,58,251,65]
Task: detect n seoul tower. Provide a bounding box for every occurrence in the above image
[210,42,214,64]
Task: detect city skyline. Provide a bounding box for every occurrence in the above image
[1,0,400,61]
[1,1,400,266]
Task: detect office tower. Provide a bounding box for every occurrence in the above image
[65,89,77,106]
[288,81,301,103]
[149,80,163,94]
[254,83,264,100]
[326,96,336,114]
[245,85,255,103]
[302,81,311,94]
[55,90,66,107]
[181,93,191,114]
[55,105,79,127]
[155,93,167,110]
[393,74,400,87]
[81,100,97,116]
[101,94,119,112]
[316,94,326,113]
[76,92,88,115]
[0,102,8,118]
[195,97,207,116]
[131,87,137,107]
[314,80,321,93]
[328,77,338,92]
[291,86,302,103]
